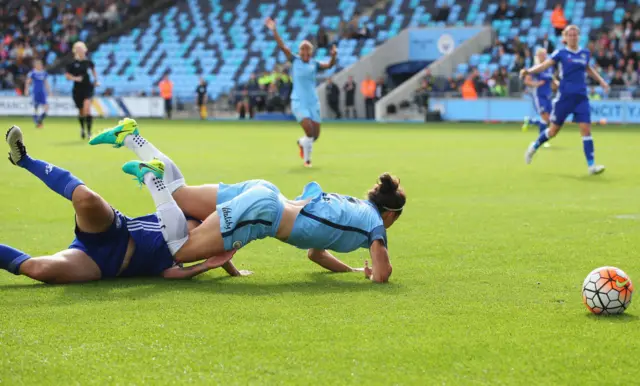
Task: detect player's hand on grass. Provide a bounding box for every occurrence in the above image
[265,17,276,31]
[364,260,373,280]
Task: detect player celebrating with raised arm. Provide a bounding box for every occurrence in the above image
[65,41,99,140]
[24,59,51,128]
[265,17,337,168]
[521,48,554,147]
[521,25,609,175]
[0,126,247,284]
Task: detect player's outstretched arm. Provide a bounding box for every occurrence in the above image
[307,248,362,272]
[24,77,32,96]
[265,17,293,61]
[318,45,338,70]
[522,75,543,88]
[586,66,610,92]
[520,59,555,78]
[162,257,252,279]
[365,240,392,283]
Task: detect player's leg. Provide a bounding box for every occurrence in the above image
[73,91,87,139]
[32,103,39,126]
[122,159,189,255]
[39,103,49,127]
[525,98,568,164]
[298,118,315,167]
[575,97,604,174]
[83,98,93,138]
[6,126,114,234]
[0,246,101,283]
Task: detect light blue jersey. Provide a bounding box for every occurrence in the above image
[286,193,388,253]
[290,55,320,105]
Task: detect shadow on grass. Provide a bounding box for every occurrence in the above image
[585,313,639,323]
[550,173,614,183]
[287,166,322,174]
[0,271,400,305]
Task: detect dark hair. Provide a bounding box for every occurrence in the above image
[367,173,406,216]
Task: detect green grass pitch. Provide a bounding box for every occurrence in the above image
[1,117,640,385]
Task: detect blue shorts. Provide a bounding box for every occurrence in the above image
[217,186,284,251]
[217,180,280,205]
[533,95,552,116]
[33,93,47,107]
[69,210,174,278]
[291,100,321,123]
[551,94,591,125]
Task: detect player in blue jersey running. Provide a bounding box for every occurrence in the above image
[91,119,403,282]
[521,48,555,148]
[521,25,609,175]
[24,59,51,129]
[0,126,248,284]
[265,17,337,168]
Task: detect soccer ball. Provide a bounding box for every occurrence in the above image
[582,266,633,315]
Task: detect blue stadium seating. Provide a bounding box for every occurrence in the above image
[47,0,633,100]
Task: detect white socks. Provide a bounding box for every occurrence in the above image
[124,134,186,193]
[142,173,188,255]
[299,136,313,163]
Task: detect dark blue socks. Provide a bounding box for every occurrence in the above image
[583,136,595,167]
[18,156,84,200]
[533,128,551,150]
[0,244,30,275]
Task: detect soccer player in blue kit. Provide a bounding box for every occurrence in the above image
[91,119,404,283]
[522,48,555,148]
[24,59,51,128]
[265,17,337,168]
[521,25,609,174]
[0,126,246,284]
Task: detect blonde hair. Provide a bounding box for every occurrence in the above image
[534,47,547,65]
[299,40,314,51]
[562,25,580,46]
[73,41,87,56]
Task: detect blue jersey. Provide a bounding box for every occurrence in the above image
[28,70,48,96]
[551,48,590,96]
[532,67,554,100]
[290,55,320,105]
[286,193,388,253]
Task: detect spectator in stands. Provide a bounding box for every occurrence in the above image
[510,36,527,57]
[493,1,509,21]
[246,72,260,111]
[343,76,356,119]
[266,82,284,113]
[435,4,450,22]
[236,88,252,119]
[422,68,435,90]
[159,74,174,119]
[196,77,208,120]
[414,79,430,113]
[317,27,329,49]
[460,74,478,100]
[611,69,625,87]
[512,53,525,73]
[375,77,387,101]
[103,1,120,27]
[589,87,602,101]
[325,77,341,119]
[361,75,376,120]
[624,63,638,86]
[604,64,615,82]
[538,33,555,55]
[551,4,567,37]
[513,0,527,20]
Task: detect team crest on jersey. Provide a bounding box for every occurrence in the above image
[232,241,243,249]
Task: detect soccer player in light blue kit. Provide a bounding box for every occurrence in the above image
[92,119,404,282]
[521,25,609,175]
[24,59,51,128]
[265,17,337,168]
[522,48,555,148]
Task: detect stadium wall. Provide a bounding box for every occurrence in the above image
[431,98,640,123]
[375,27,494,121]
[0,97,165,118]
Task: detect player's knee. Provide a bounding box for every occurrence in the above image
[72,187,102,211]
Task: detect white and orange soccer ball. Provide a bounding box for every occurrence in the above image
[582,266,633,315]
